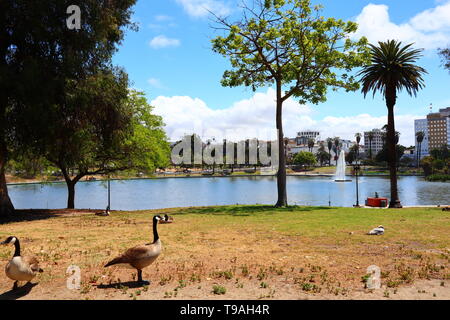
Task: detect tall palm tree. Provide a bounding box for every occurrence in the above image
[355,133,362,162]
[367,131,374,159]
[334,137,340,166]
[359,40,427,208]
[307,139,315,153]
[327,138,333,166]
[416,131,425,168]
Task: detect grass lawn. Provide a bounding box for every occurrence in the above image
[0,205,448,300]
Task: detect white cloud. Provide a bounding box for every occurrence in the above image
[151,88,419,146]
[149,35,180,49]
[352,3,450,50]
[176,0,231,18]
[155,15,173,22]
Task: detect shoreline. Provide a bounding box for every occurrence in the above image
[6,172,426,186]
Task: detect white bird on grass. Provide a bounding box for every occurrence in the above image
[368,225,385,235]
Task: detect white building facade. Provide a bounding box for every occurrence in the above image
[414,119,429,159]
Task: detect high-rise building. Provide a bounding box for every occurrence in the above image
[427,107,450,150]
[414,119,429,160]
[364,129,384,157]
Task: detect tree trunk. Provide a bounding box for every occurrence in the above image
[275,81,287,207]
[67,181,75,209]
[0,140,14,217]
[386,90,402,208]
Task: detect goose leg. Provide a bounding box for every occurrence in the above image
[12,281,18,290]
[137,270,150,285]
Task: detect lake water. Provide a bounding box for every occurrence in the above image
[7,176,450,210]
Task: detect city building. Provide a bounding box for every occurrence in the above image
[414,118,429,160]
[427,107,450,150]
[364,129,384,157]
[295,131,320,145]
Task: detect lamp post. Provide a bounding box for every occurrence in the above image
[354,163,360,207]
[107,176,111,211]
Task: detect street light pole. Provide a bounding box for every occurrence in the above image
[354,143,361,208]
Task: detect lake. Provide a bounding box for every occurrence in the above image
[7,175,449,210]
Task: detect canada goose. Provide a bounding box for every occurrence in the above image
[1,236,43,290]
[368,225,385,235]
[104,215,163,284]
[160,214,174,224]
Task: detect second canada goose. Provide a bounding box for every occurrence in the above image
[1,236,43,290]
[160,214,174,224]
[104,215,163,284]
[368,225,385,235]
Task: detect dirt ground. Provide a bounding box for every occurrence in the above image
[0,208,449,300]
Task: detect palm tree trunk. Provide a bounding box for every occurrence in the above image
[386,91,402,208]
[275,81,287,207]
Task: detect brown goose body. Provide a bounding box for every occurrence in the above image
[104,215,163,283]
[104,239,162,270]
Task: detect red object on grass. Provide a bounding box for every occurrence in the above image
[366,198,388,207]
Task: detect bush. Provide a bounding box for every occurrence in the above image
[420,156,434,176]
[425,174,450,182]
[293,151,317,168]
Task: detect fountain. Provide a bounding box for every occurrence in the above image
[334,150,352,182]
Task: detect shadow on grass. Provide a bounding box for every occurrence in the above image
[0,282,38,300]
[96,281,151,290]
[179,205,334,217]
[0,209,104,225]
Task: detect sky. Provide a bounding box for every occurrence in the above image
[112,0,450,146]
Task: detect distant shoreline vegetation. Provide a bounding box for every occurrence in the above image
[425,174,450,182]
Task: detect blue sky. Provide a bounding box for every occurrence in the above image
[112,0,450,146]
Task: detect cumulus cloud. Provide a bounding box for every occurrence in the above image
[149,35,180,49]
[351,2,450,50]
[175,0,231,18]
[151,88,419,146]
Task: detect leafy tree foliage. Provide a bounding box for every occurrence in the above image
[211,0,369,206]
[293,151,317,168]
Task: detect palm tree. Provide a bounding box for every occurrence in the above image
[307,139,315,153]
[416,131,425,168]
[334,137,340,166]
[359,40,427,208]
[367,131,374,159]
[327,138,333,166]
[355,133,362,162]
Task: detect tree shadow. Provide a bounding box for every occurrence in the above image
[0,209,105,225]
[96,280,150,290]
[179,205,334,217]
[0,282,38,300]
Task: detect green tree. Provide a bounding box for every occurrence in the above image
[0,0,137,216]
[315,142,330,166]
[42,86,169,209]
[211,0,369,207]
[293,151,317,168]
[359,40,427,208]
[326,138,333,166]
[420,156,434,176]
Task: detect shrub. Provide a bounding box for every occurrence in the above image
[425,174,450,182]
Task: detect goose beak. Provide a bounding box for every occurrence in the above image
[0,241,6,245]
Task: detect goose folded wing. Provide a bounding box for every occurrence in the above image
[23,256,41,271]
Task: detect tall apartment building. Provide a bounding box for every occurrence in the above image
[427,107,450,150]
[414,119,429,159]
[364,129,384,157]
